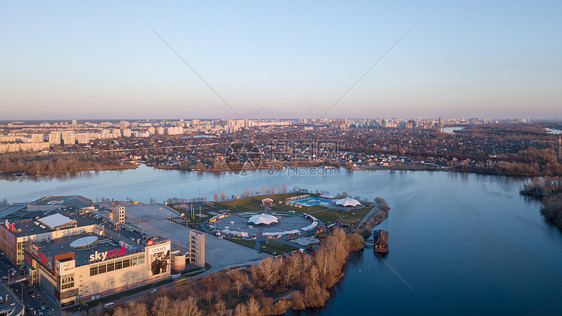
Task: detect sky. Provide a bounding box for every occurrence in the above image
[1,1,561,120]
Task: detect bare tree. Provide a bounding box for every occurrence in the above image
[235,279,243,297]
[180,297,201,316]
[112,306,130,316]
[152,296,170,316]
[246,297,260,316]
[214,298,227,315]
[233,303,247,316]
[126,301,148,316]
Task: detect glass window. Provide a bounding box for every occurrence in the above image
[90,265,98,276]
[98,264,106,274]
[137,254,145,264]
[122,258,130,268]
[131,257,137,266]
[115,260,122,270]
[106,262,114,272]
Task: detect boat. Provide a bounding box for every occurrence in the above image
[373,230,388,253]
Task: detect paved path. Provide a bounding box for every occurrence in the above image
[351,206,380,233]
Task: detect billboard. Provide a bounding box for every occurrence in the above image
[147,243,171,277]
[56,260,75,275]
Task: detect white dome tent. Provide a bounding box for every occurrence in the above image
[248,213,279,225]
[335,197,361,207]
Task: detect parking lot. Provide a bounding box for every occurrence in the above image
[0,252,58,316]
[123,203,269,273]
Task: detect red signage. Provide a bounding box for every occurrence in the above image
[38,252,48,264]
[147,240,153,246]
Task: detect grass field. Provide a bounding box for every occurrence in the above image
[173,193,372,228]
[259,240,299,255]
[213,193,326,214]
[311,207,371,223]
[225,237,299,255]
[225,238,256,249]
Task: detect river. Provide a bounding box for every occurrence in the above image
[1,166,561,314]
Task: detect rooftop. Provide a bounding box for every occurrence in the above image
[29,195,91,208]
[11,208,98,237]
[34,232,145,267]
[0,204,26,218]
[38,213,75,230]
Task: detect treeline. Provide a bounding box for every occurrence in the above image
[520,177,562,197]
[521,177,562,231]
[0,152,136,175]
[108,229,364,316]
[541,194,562,230]
[356,197,391,239]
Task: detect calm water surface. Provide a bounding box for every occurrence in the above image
[1,166,561,314]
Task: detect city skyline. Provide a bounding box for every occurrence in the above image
[2,1,561,120]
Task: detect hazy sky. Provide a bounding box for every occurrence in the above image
[1,1,561,120]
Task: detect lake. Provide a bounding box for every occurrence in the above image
[1,166,561,314]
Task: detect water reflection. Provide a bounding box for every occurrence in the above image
[1,164,561,315]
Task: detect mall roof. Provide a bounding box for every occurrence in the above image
[33,233,145,267]
[38,213,75,229]
[29,195,91,208]
[70,235,99,249]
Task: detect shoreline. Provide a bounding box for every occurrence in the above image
[0,162,546,182]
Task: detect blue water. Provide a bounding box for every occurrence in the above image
[293,197,332,207]
[1,166,561,314]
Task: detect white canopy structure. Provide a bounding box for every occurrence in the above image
[335,197,361,207]
[38,213,75,229]
[248,213,278,225]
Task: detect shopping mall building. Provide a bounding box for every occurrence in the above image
[0,196,173,307]
[25,232,171,307]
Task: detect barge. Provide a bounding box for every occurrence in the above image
[373,230,389,253]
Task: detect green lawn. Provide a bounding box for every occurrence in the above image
[213,193,326,214]
[311,207,371,223]
[225,238,256,249]
[259,240,299,255]
[225,237,298,255]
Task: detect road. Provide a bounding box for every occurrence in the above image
[0,252,58,316]
[351,205,381,233]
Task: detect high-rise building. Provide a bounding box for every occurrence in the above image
[48,132,61,145]
[120,121,130,129]
[31,133,44,143]
[111,205,125,225]
[61,132,75,145]
[189,230,205,268]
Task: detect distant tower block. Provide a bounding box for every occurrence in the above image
[112,205,125,224]
[189,230,205,268]
[558,136,562,161]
